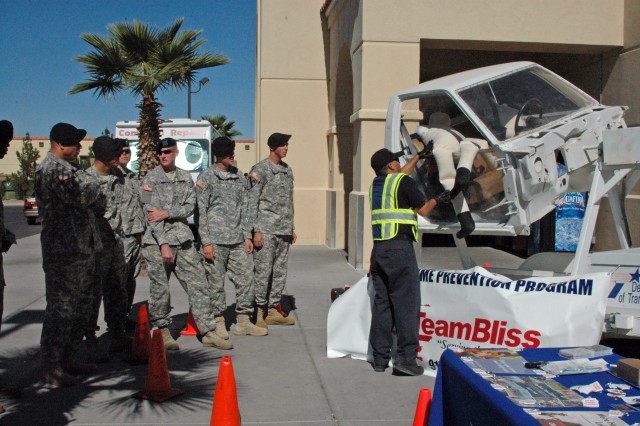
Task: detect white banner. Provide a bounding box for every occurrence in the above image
[327,267,611,376]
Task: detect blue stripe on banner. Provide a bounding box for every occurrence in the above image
[608,282,624,299]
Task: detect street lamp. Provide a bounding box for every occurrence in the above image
[187,77,210,119]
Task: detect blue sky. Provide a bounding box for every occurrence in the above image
[0,0,256,139]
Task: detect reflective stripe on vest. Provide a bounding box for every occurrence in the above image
[369,173,418,241]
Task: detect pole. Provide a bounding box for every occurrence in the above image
[188,81,192,119]
[187,78,208,120]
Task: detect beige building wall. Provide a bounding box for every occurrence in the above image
[258,0,640,268]
[233,139,256,174]
[256,0,330,245]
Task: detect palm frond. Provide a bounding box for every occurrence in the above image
[71,17,230,173]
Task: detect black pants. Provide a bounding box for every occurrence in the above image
[369,238,420,365]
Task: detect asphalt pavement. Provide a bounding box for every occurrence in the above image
[0,201,525,425]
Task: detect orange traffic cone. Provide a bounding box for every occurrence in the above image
[129,304,151,365]
[413,388,432,426]
[133,329,184,402]
[181,309,200,336]
[210,356,241,426]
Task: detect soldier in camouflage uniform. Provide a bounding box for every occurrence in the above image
[247,133,297,327]
[116,139,145,321]
[36,123,104,387]
[84,136,130,360]
[0,121,14,338]
[141,138,230,350]
[196,137,267,341]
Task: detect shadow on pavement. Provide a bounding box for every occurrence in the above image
[0,311,226,426]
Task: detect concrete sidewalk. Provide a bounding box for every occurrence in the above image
[0,235,522,425]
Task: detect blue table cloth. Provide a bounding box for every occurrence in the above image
[428,348,639,426]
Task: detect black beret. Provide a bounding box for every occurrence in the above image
[267,132,291,148]
[0,120,13,145]
[50,122,87,146]
[93,136,122,162]
[156,137,177,154]
[212,136,235,158]
[114,138,129,148]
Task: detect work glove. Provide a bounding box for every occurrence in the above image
[433,190,451,206]
[418,140,434,159]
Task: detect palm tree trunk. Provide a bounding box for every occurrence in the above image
[137,92,162,176]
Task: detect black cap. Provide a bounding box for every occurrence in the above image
[50,122,87,146]
[370,148,403,173]
[0,120,13,145]
[92,136,122,162]
[156,137,177,154]
[114,138,129,148]
[212,136,235,158]
[267,132,291,148]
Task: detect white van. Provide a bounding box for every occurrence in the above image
[115,118,222,228]
[115,118,221,182]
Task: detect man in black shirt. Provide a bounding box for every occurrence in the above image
[369,148,449,376]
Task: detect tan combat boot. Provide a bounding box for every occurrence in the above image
[43,363,78,387]
[255,306,268,329]
[215,315,229,340]
[234,314,268,336]
[202,331,234,350]
[265,307,295,326]
[161,327,179,350]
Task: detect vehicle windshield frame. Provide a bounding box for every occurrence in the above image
[455,65,598,143]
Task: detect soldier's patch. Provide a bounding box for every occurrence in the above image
[196,179,206,190]
[143,183,153,192]
[57,173,71,182]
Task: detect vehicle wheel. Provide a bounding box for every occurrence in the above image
[27,217,36,225]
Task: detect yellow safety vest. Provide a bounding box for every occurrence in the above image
[369,173,418,241]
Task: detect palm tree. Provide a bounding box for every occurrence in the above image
[69,18,229,175]
[201,114,243,138]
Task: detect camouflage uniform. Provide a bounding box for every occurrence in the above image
[196,165,254,315]
[36,152,104,364]
[85,166,128,336]
[141,165,215,334]
[246,158,295,308]
[118,165,145,309]
[0,198,6,332]
[0,206,14,332]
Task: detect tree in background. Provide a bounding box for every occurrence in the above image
[101,127,111,137]
[10,133,40,199]
[202,114,242,138]
[69,18,229,176]
[78,146,94,170]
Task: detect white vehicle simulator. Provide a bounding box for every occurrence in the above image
[386,62,640,336]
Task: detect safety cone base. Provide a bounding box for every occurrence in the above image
[133,387,184,402]
[133,328,182,403]
[181,310,199,336]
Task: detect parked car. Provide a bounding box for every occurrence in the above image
[23,194,39,225]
